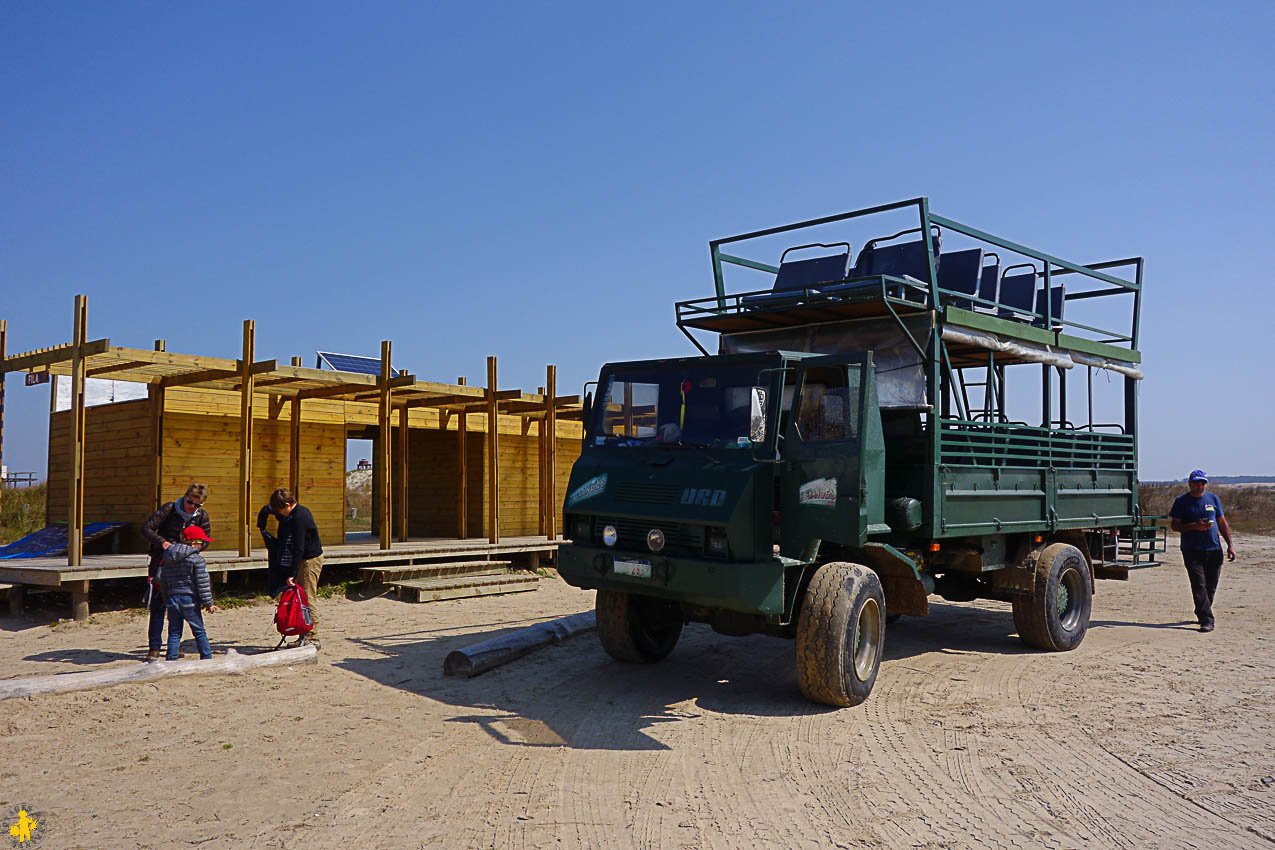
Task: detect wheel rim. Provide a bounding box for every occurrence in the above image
[851,597,882,680]
[1057,566,1084,631]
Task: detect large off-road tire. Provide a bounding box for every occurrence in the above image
[1012,542,1092,651]
[596,590,684,663]
[795,562,886,707]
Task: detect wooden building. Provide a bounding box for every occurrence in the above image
[2,297,584,566]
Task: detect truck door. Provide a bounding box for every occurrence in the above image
[779,353,874,559]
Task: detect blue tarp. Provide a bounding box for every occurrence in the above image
[0,523,128,559]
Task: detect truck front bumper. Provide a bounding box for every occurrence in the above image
[556,543,787,616]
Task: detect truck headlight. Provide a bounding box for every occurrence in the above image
[602,525,618,547]
[571,517,591,541]
[647,528,665,552]
[706,528,728,555]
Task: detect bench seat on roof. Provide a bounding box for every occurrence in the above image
[740,249,851,309]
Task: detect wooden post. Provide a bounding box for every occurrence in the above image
[149,340,166,511]
[68,295,88,567]
[457,377,467,539]
[66,579,90,621]
[8,585,24,617]
[486,355,499,544]
[238,320,255,557]
[289,356,302,498]
[396,404,409,542]
[378,341,392,550]
[546,364,557,540]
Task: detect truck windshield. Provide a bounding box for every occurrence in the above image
[592,364,763,449]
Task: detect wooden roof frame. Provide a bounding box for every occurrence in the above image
[0,296,581,578]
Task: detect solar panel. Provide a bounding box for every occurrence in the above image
[316,351,402,377]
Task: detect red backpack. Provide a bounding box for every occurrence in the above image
[274,585,314,648]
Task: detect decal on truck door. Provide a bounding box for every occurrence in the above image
[567,474,608,507]
[798,477,838,508]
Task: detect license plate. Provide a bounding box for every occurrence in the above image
[613,558,651,578]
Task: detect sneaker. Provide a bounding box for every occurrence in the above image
[307,635,321,650]
[1199,623,1215,633]
[145,650,161,662]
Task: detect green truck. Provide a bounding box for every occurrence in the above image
[557,198,1145,707]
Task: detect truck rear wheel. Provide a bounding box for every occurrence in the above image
[1012,542,1091,651]
[596,590,683,663]
[795,562,885,707]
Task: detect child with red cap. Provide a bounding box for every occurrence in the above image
[157,525,220,660]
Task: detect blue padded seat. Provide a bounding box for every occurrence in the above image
[937,247,984,309]
[741,247,851,309]
[851,233,941,283]
[823,232,941,302]
[997,268,1038,321]
[1033,284,1065,329]
[773,252,851,292]
[977,254,1001,311]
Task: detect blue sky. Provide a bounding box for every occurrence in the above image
[2,1,1272,482]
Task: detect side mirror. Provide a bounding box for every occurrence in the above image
[582,390,593,423]
[749,386,768,443]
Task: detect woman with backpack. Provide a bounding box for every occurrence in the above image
[140,484,213,660]
[157,525,219,660]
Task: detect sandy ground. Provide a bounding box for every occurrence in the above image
[2,536,1273,849]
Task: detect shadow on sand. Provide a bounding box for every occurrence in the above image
[334,600,1036,752]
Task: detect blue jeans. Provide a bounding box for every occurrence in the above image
[148,586,167,652]
[165,593,212,660]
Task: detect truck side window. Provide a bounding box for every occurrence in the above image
[795,365,860,442]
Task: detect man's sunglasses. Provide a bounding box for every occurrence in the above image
[184,498,204,509]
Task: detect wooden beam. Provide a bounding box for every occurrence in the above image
[150,340,166,511]
[546,364,558,540]
[486,355,499,544]
[66,578,90,621]
[2,338,109,373]
[378,340,392,551]
[238,320,255,557]
[159,359,277,390]
[347,374,422,403]
[68,296,88,567]
[289,396,302,497]
[290,354,305,498]
[0,645,318,701]
[159,367,239,389]
[294,382,376,402]
[396,403,408,543]
[85,359,151,378]
[457,377,467,539]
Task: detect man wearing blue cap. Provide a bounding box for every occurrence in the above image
[1168,470,1236,632]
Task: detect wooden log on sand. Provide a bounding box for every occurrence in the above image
[0,645,318,701]
[444,610,596,678]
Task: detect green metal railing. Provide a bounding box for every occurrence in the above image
[937,418,1135,470]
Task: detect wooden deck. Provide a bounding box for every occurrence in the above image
[0,535,564,619]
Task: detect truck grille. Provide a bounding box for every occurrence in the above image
[592,517,703,555]
[615,482,682,505]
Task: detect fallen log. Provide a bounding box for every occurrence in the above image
[444,610,597,678]
[0,645,318,701]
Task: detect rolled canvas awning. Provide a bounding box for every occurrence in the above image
[941,324,1143,380]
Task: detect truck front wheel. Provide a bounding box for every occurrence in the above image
[1012,542,1092,651]
[795,562,885,707]
[596,590,683,663]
